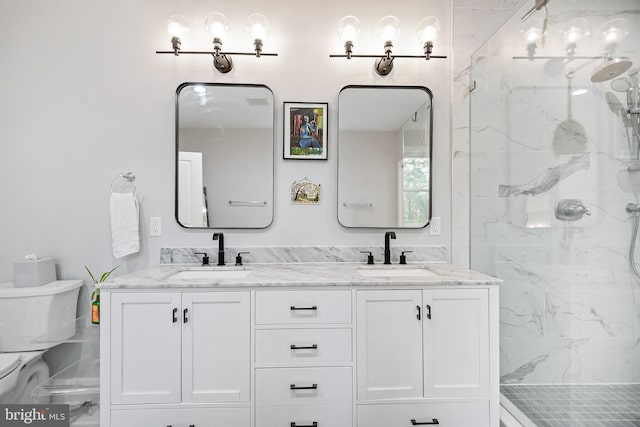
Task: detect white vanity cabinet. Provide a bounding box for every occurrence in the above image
[104,290,251,426]
[100,264,500,427]
[356,288,494,427]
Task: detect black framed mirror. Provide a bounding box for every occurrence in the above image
[337,85,433,228]
[175,83,274,229]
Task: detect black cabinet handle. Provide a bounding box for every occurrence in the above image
[189,425,195,427]
[411,419,439,425]
[416,305,421,320]
[291,423,317,427]
[290,383,318,390]
[172,308,178,323]
[183,308,189,323]
[290,305,318,311]
[426,304,432,320]
[290,344,318,350]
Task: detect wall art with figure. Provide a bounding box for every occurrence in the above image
[283,102,328,160]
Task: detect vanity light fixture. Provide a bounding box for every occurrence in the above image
[562,18,588,58]
[167,15,191,55]
[598,18,629,54]
[330,15,447,77]
[156,12,277,73]
[337,15,361,59]
[522,25,542,59]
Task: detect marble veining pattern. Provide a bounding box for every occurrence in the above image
[100,262,501,290]
[498,153,590,197]
[161,245,448,265]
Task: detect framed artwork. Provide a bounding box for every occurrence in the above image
[283,102,328,160]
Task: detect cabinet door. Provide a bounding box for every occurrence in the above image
[356,290,423,400]
[182,292,250,403]
[423,289,489,397]
[110,292,182,404]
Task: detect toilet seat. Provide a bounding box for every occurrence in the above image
[0,351,45,399]
[0,354,24,379]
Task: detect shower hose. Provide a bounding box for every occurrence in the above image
[628,112,640,281]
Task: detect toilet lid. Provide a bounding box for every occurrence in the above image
[0,354,23,380]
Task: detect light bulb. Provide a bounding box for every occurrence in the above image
[378,16,400,42]
[337,16,361,44]
[247,13,271,42]
[167,15,191,38]
[417,16,441,44]
[599,18,629,45]
[523,26,541,44]
[205,12,229,40]
[562,18,588,45]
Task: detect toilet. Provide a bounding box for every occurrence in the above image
[0,280,83,404]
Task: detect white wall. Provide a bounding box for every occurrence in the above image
[0,0,453,283]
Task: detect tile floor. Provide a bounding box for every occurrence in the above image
[501,384,640,427]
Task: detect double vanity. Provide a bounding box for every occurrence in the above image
[99,262,500,427]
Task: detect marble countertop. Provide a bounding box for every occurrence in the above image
[99,262,501,289]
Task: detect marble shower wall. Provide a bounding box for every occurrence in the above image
[451,0,529,268]
[469,2,640,384]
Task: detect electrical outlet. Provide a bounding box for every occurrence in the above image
[149,217,162,237]
[430,216,441,236]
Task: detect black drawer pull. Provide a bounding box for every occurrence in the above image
[291,423,317,427]
[290,305,318,311]
[290,344,318,350]
[172,308,178,323]
[183,308,189,323]
[411,419,439,425]
[290,383,318,390]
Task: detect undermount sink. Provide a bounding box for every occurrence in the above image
[357,268,440,278]
[168,269,252,280]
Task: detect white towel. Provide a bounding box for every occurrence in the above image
[110,192,140,259]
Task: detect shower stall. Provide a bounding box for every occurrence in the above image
[469,1,640,426]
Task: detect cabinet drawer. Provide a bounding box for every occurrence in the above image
[111,407,250,427]
[256,367,352,404]
[257,404,352,427]
[256,290,351,325]
[357,401,489,427]
[256,328,352,365]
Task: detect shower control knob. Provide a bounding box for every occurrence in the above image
[555,199,591,221]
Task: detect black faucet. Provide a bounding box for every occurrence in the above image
[384,231,396,264]
[194,252,209,266]
[212,233,225,266]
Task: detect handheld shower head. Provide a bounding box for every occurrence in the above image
[627,68,640,114]
[611,77,632,92]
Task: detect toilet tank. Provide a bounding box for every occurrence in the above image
[0,280,83,352]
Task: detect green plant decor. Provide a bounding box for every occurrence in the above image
[85,265,118,300]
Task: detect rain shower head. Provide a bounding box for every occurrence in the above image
[591,56,633,82]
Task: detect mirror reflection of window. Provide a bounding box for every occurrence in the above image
[176,83,274,229]
[400,104,430,227]
[338,86,433,228]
